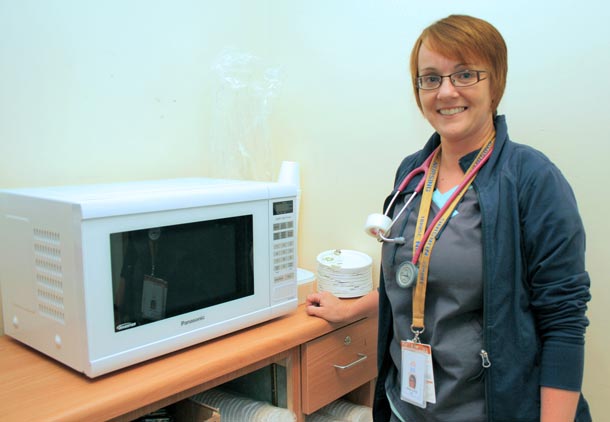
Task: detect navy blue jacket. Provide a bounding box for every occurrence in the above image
[373,115,591,421]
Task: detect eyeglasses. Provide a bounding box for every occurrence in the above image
[416,69,488,90]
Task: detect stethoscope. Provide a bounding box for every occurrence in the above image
[364,143,494,289]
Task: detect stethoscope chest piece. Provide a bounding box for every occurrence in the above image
[396,261,418,289]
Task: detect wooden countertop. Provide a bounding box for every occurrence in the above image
[0,304,355,422]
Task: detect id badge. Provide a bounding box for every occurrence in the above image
[141,275,168,321]
[401,340,436,407]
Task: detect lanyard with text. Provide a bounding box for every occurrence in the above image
[410,136,495,341]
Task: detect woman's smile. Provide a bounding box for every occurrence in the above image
[438,106,467,116]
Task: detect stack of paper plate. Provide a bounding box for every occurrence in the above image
[190,389,296,422]
[306,399,373,422]
[316,399,372,422]
[316,249,373,298]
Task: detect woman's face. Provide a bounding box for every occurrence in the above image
[417,43,494,149]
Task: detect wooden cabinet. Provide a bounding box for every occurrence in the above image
[0,304,377,422]
[301,317,377,413]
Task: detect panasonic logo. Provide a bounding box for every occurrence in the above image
[180,315,206,326]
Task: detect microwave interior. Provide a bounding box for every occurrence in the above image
[110,215,254,331]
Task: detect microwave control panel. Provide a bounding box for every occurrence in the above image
[271,199,296,286]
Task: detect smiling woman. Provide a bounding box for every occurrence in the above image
[306,14,592,422]
[379,16,591,422]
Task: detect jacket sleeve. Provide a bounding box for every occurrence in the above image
[518,150,591,391]
[373,269,393,421]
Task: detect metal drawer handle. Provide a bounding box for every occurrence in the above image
[333,353,368,370]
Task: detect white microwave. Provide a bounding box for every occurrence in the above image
[0,178,298,377]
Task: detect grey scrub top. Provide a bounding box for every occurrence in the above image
[382,187,486,422]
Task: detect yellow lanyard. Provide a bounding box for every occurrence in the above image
[410,137,495,339]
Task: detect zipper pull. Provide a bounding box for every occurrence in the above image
[480,349,491,368]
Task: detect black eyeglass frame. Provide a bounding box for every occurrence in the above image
[416,69,488,90]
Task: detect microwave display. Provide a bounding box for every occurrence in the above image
[111,215,254,331]
[273,200,293,215]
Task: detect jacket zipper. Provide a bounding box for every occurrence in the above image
[480,349,491,368]
[474,181,492,420]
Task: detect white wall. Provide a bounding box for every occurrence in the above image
[0,0,608,417]
[0,0,276,186]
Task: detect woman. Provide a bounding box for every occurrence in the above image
[307,14,591,422]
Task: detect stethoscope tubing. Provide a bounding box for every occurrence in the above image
[382,147,440,236]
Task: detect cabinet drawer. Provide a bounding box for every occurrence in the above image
[301,316,377,414]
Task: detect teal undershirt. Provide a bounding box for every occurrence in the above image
[432,185,467,217]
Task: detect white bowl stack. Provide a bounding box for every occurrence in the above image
[306,399,373,422]
[316,249,373,298]
[190,389,296,422]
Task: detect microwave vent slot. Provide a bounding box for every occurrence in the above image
[38,302,65,323]
[33,227,65,324]
[33,228,61,245]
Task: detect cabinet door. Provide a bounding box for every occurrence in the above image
[301,317,377,413]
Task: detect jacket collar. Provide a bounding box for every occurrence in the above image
[459,114,508,174]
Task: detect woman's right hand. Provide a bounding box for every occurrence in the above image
[306,290,379,323]
[305,291,352,322]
